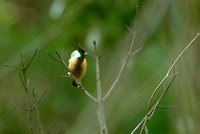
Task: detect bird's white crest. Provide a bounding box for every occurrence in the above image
[70,50,81,58]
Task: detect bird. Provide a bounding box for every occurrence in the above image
[68,48,87,87]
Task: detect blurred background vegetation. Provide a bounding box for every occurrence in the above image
[0,0,200,133]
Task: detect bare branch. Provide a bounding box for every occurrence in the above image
[145,126,149,134]
[130,32,200,133]
[98,45,111,59]
[48,52,61,62]
[35,107,45,134]
[131,46,144,56]
[131,75,176,134]
[133,33,200,133]
[19,73,28,93]
[146,33,200,112]
[103,31,139,101]
[131,114,148,134]
[79,84,97,102]
[93,41,108,134]
[20,54,25,69]
[4,64,20,70]
[25,49,38,70]
[55,51,68,69]
[6,50,46,134]
[29,90,47,111]
[32,88,37,97]
[139,75,176,134]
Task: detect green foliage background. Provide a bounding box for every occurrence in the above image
[0,0,200,133]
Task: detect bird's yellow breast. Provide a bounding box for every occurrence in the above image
[68,57,87,80]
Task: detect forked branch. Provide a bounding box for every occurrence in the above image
[147,33,200,112]
[103,32,143,101]
[5,49,45,134]
[131,33,200,134]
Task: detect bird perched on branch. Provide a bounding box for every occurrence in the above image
[68,48,87,87]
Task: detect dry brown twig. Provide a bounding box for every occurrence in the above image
[5,49,46,134]
[131,32,200,134]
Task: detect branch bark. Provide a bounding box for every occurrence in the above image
[94,42,108,134]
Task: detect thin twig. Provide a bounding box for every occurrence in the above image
[20,54,25,68]
[131,115,148,134]
[131,75,176,134]
[146,33,200,112]
[98,45,111,59]
[29,90,47,111]
[25,49,38,70]
[131,46,144,56]
[48,52,61,62]
[131,33,200,134]
[27,111,34,134]
[79,84,97,102]
[103,31,142,101]
[55,51,68,69]
[139,75,176,134]
[4,64,20,70]
[35,108,45,134]
[6,50,46,134]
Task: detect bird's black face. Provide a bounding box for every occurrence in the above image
[77,48,86,56]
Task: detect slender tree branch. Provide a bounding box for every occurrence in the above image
[131,75,176,134]
[131,46,144,56]
[78,84,97,102]
[27,111,34,134]
[4,64,21,70]
[103,32,142,101]
[131,32,200,134]
[131,115,148,134]
[146,33,200,112]
[35,108,45,134]
[28,90,47,111]
[93,41,108,134]
[98,45,111,59]
[25,49,38,70]
[5,50,46,134]
[20,54,25,68]
[48,52,61,62]
[145,126,149,134]
[139,75,176,134]
[55,51,68,69]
